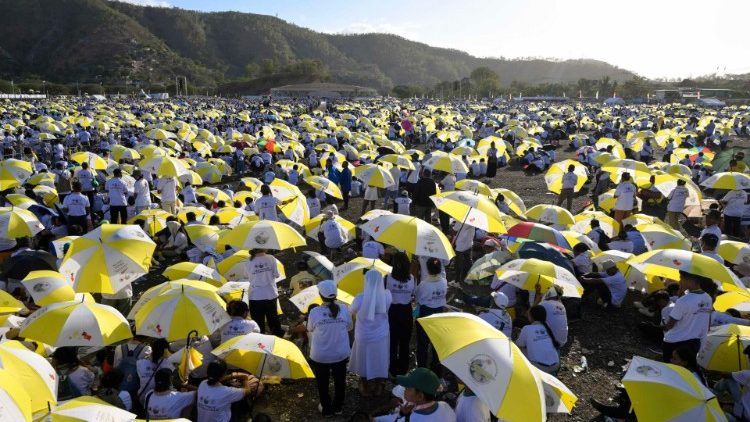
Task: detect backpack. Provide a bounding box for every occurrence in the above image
[594,228,611,251]
[96,387,125,409]
[57,369,83,401]
[116,344,144,396]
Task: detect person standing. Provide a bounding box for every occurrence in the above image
[413,170,437,222]
[158,175,178,215]
[245,249,283,336]
[349,269,392,396]
[612,172,636,223]
[308,280,353,418]
[62,181,90,233]
[385,252,416,376]
[106,168,128,224]
[486,142,498,178]
[665,178,689,231]
[132,170,151,214]
[452,221,475,285]
[415,258,447,375]
[662,272,713,362]
[721,187,748,238]
[339,162,352,211]
[556,164,578,211]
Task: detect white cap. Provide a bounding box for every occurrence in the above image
[491,291,509,308]
[317,280,337,299]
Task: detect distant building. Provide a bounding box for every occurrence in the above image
[654,88,734,102]
[270,83,378,99]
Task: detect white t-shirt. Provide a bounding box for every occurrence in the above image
[453,222,475,253]
[613,181,636,211]
[394,197,412,215]
[385,274,416,305]
[572,252,593,275]
[362,240,385,259]
[601,271,627,306]
[415,276,448,309]
[667,186,689,213]
[322,219,346,248]
[308,303,353,363]
[307,197,321,218]
[76,169,94,191]
[732,370,750,420]
[253,196,279,221]
[134,179,151,207]
[515,322,559,366]
[246,255,280,301]
[455,392,490,422]
[220,317,261,344]
[561,172,578,190]
[540,300,568,346]
[196,381,246,422]
[182,185,198,204]
[106,178,128,206]
[409,401,456,422]
[147,391,196,420]
[63,192,90,216]
[700,225,722,246]
[664,291,713,343]
[158,177,178,202]
[441,174,456,192]
[478,309,512,337]
[723,190,748,217]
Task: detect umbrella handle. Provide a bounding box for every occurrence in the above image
[247,352,268,417]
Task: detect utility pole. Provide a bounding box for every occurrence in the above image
[175,76,179,96]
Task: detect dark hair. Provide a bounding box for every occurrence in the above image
[151,338,170,364]
[726,308,742,318]
[390,252,411,283]
[700,233,719,250]
[653,290,670,303]
[573,243,590,254]
[529,305,560,349]
[260,184,272,196]
[426,258,442,276]
[206,360,227,386]
[249,248,266,260]
[296,260,309,271]
[100,368,124,389]
[227,300,249,317]
[52,346,80,366]
[154,368,174,392]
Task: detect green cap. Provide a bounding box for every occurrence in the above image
[396,367,440,396]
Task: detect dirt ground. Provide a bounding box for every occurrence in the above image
[136,140,741,421]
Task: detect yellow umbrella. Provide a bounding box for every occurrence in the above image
[333,257,392,296]
[525,205,575,227]
[219,220,306,251]
[70,152,108,170]
[698,324,750,373]
[216,250,286,283]
[714,289,750,313]
[491,188,526,216]
[58,224,156,294]
[196,186,232,203]
[32,185,58,207]
[0,207,45,239]
[215,207,258,227]
[304,176,343,200]
[19,300,131,347]
[304,214,355,243]
[544,160,588,194]
[623,356,725,421]
[42,395,136,421]
[455,179,493,197]
[21,270,76,306]
[212,333,314,379]
[360,213,455,260]
[0,159,33,190]
[193,162,223,184]
[0,340,57,414]
[184,223,220,252]
[289,284,355,313]
[0,371,31,421]
[163,262,226,287]
[430,191,507,234]
[139,155,190,177]
[128,208,172,236]
[417,313,545,421]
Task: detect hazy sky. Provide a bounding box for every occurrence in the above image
[121,0,750,79]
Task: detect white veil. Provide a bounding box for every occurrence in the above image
[360,268,387,321]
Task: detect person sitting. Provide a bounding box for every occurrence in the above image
[700,233,724,264]
[145,368,197,420]
[580,259,627,309]
[478,292,513,337]
[571,243,593,277]
[516,305,561,374]
[395,368,456,421]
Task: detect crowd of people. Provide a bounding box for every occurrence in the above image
[0,96,749,421]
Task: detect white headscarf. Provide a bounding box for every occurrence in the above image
[360,269,387,321]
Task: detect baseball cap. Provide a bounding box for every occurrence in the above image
[317,280,337,299]
[600,259,616,271]
[396,367,440,396]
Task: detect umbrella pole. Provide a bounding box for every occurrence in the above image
[183,329,198,383]
[247,352,268,417]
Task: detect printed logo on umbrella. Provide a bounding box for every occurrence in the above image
[635,364,661,377]
[468,354,498,384]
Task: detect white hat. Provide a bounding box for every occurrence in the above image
[543,286,559,300]
[317,280,337,299]
[491,291,509,308]
[600,259,616,271]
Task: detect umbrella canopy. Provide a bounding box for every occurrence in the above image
[128,208,171,236]
[466,250,514,282]
[378,154,415,170]
[289,284,355,313]
[304,176,343,200]
[0,207,45,239]
[718,240,750,265]
[714,290,750,313]
[360,214,455,260]
[497,258,582,298]
[544,160,588,193]
[127,279,218,320]
[70,151,107,170]
[701,172,750,190]
[430,191,507,234]
[184,224,220,252]
[19,300,131,347]
[1,250,57,280]
[506,222,572,251]
[516,242,577,275]
[269,178,310,226]
[220,221,306,251]
[139,156,189,177]
[304,214,355,243]
[536,369,578,414]
[21,270,76,306]
[333,257,392,296]
[0,371,31,421]
[215,250,286,283]
[212,332,314,379]
[0,340,57,413]
[455,179,493,197]
[163,262,226,287]
[417,313,545,421]
[525,205,575,227]
[635,223,690,251]
[628,249,744,292]
[698,324,750,373]
[135,283,230,341]
[422,154,469,174]
[622,356,725,422]
[353,163,396,188]
[0,159,33,190]
[43,395,136,422]
[59,224,156,294]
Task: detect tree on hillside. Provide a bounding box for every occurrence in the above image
[470,67,501,97]
[244,63,260,79]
